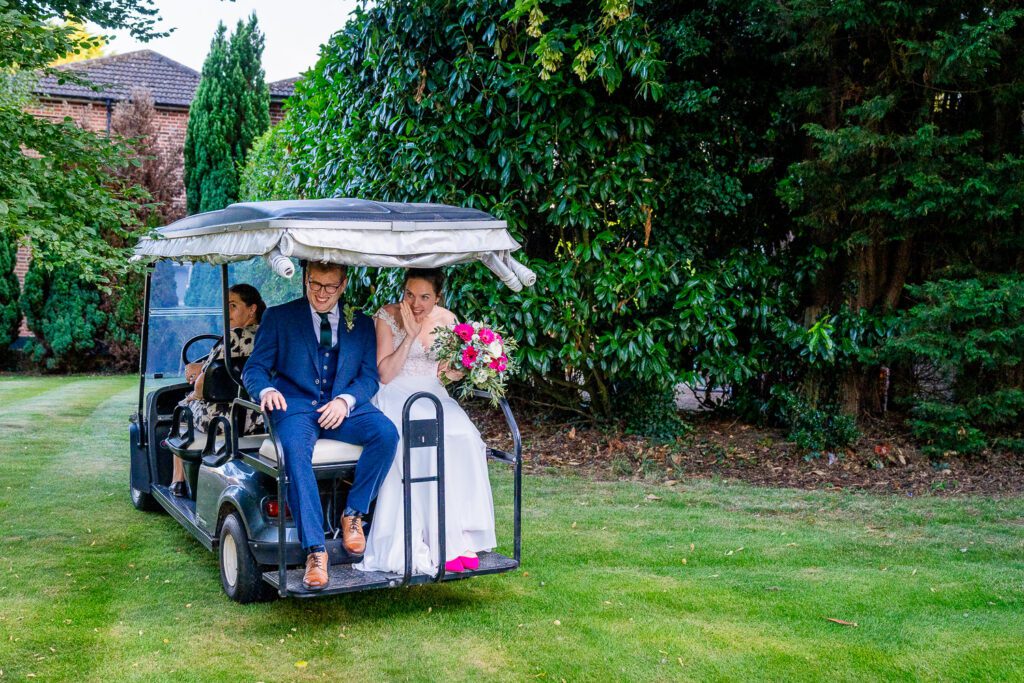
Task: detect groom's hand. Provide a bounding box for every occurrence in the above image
[317,396,349,430]
[261,389,288,413]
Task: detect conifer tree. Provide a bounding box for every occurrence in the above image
[229,14,270,168]
[0,233,20,358]
[184,14,270,215]
[184,23,233,215]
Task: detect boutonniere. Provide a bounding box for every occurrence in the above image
[343,303,356,331]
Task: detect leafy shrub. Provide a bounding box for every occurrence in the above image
[772,387,860,456]
[20,261,107,371]
[238,123,295,201]
[620,380,691,442]
[0,231,20,361]
[887,275,1024,457]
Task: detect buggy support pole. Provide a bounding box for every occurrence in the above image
[499,398,523,564]
[136,266,153,447]
[273,425,288,597]
[400,392,445,586]
[220,264,244,389]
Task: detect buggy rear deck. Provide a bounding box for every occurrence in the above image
[263,551,520,597]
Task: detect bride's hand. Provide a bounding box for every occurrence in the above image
[399,300,422,339]
[438,359,465,381]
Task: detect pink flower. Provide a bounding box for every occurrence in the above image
[453,323,475,342]
[478,328,495,344]
[488,355,508,372]
[461,347,479,368]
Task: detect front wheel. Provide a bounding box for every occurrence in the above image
[219,512,275,603]
[129,458,159,512]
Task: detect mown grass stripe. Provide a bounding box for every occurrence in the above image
[0,377,1022,681]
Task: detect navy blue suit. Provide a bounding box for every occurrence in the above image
[243,297,398,552]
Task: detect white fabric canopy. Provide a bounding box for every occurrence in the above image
[132,199,537,291]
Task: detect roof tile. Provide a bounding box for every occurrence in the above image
[34,50,295,107]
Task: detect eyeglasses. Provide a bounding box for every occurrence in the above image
[307,278,343,295]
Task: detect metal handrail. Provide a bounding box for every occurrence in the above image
[232,396,289,597]
[470,390,523,563]
[401,392,446,586]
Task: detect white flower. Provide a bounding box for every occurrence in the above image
[472,333,479,341]
[472,322,482,330]
[479,353,492,365]
[487,340,503,356]
[471,368,488,385]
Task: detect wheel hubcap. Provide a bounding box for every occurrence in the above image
[222,534,238,588]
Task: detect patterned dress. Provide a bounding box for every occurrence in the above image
[180,325,262,434]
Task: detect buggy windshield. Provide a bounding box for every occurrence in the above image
[144,257,301,377]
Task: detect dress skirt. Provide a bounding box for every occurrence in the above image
[356,375,497,574]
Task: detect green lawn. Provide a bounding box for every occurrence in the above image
[0,375,1022,681]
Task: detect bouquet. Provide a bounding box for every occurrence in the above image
[431,321,517,403]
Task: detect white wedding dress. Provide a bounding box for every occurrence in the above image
[355,308,497,574]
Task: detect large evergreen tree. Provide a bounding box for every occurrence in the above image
[254,0,1023,448]
[184,14,270,215]
[229,14,270,173]
[0,232,20,359]
[184,23,233,215]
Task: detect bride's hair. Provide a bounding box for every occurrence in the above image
[404,268,445,296]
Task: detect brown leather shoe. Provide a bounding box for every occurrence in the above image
[341,514,365,554]
[302,551,328,591]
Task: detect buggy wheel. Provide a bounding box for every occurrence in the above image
[219,512,275,603]
[129,461,159,512]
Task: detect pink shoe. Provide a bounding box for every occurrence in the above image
[461,555,480,571]
[444,557,465,573]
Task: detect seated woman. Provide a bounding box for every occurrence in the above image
[170,283,265,497]
[357,268,496,574]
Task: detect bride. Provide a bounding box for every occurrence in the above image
[356,268,497,574]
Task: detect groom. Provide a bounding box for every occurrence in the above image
[242,261,398,591]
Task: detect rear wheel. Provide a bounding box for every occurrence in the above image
[219,512,275,603]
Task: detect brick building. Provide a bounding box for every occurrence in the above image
[14,50,296,291]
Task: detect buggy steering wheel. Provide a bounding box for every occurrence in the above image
[181,334,223,366]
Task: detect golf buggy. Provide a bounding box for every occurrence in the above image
[127,199,534,602]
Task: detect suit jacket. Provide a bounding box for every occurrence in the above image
[242,297,380,416]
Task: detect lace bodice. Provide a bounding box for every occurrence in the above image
[374,307,439,378]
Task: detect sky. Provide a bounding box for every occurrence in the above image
[99,0,363,82]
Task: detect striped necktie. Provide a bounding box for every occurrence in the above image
[318,312,332,349]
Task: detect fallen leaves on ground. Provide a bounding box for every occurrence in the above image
[471,406,1024,496]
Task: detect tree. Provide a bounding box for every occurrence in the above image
[228,14,269,174]
[20,259,106,371]
[111,87,184,226]
[184,13,269,215]
[771,2,1024,415]
[183,23,233,215]
[268,0,675,423]
[243,0,1024,454]
[0,0,164,283]
[49,21,109,66]
[0,231,20,360]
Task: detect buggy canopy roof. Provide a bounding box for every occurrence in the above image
[132,199,536,290]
